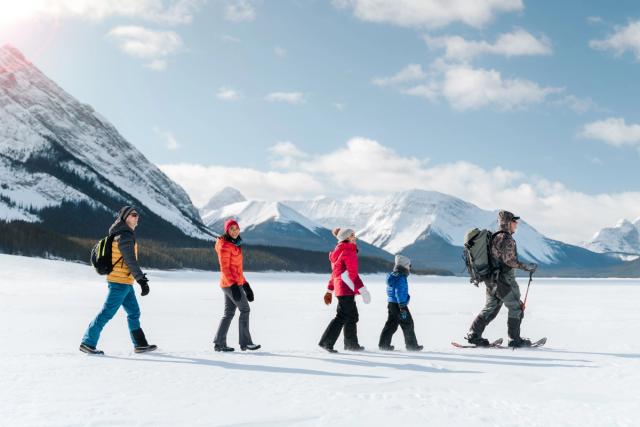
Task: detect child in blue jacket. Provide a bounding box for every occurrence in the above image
[378,255,423,351]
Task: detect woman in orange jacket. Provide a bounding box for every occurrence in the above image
[213,219,260,352]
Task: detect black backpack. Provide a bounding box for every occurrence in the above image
[90,234,123,275]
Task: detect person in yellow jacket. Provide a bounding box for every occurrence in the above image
[80,206,156,355]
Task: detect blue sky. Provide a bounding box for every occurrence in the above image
[2,0,640,243]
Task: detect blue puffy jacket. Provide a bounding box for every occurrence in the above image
[386,272,410,305]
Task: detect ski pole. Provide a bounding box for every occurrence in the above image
[520,271,533,318]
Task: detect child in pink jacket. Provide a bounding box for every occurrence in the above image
[318,228,371,353]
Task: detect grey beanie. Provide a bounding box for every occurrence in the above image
[334,227,355,242]
[394,254,411,270]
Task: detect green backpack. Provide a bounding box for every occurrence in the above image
[463,228,502,287]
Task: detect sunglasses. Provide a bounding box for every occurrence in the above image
[129,212,139,218]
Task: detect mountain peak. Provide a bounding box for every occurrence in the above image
[200,187,246,213]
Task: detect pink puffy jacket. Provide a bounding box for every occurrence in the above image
[326,242,365,297]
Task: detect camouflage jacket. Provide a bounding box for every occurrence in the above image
[491,211,528,272]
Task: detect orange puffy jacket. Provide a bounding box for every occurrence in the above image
[215,236,247,288]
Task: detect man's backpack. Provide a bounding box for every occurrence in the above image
[90,234,123,275]
[463,228,501,287]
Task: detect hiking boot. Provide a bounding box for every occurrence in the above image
[465,332,490,347]
[508,337,532,348]
[407,345,424,352]
[134,345,158,353]
[241,344,261,351]
[345,345,365,352]
[214,345,235,352]
[79,343,104,355]
[379,345,395,351]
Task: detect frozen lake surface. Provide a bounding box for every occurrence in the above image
[1,254,638,426]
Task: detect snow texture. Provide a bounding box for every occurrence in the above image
[587,218,640,258]
[1,253,639,426]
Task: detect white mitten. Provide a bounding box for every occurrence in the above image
[360,287,371,304]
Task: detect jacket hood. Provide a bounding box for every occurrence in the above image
[498,210,516,233]
[329,241,357,262]
[109,218,133,236]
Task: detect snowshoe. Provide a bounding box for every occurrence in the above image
[508,337,532,348]
[465,332,490,347]
[407,345,424,352]
[214,345,235,352]
[79,343,104,355]
[379,345,395,351]
[452,338,503,349]
[345,345,365,352]
[241,344,261,351]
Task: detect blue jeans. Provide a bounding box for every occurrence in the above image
[82,282,141,347]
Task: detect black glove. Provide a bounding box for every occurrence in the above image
[230,284,241,301]
[137,274,149,296]
[243,282,254,302]
[399,305,409,322]
[525,263,538,273]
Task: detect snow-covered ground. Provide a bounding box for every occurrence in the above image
[1,254,639,426]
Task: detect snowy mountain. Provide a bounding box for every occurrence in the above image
[0,45,211,242]
[199,187,246,215]
[288,189,620,273]
[202,199,393,259]
[586,218,640,260]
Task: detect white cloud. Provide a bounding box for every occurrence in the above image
[374,62,560,110]
[265,91,305,104]
[553,94,601,114]
[372,64,427,86]
[580,117,640,147]
[441,65,560,110]
[10,0,203,25]
[225,0,256,22]
[154,127,180,150]
[269,141,307,168]
[107,26,182,70]
[161,137,640,243]
[160,164,324,206]
[216,86,240,101]
[587,16,603,24]
[274,46,287,58]
[590,21,640,60]
[424,29,552,61]
[332,0,523,29]
[221,34,241,43]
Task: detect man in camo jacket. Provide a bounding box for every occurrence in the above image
[465,210,538,348]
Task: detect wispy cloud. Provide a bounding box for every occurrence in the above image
[580,117,640,147]
[372,64,427,86]
[216,86,241,101]
[107,26,183,70]
[225,0,257,22]
[332,0,523,29]
[424,29,552,61]
[265,91,305,104]
[154,127,180,150]
[274,46,287,58]
[590,21,640,60]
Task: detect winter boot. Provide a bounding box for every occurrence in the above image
[319,344,338,353]
[345,345,365,351]
[241,344,261,351]
[406,345,424,352]
[507,317,532,348]
[465,332,490,347]
[79,343,104,355]
[131,329,158,353]
[214,345,235,352]
[379,345,395,351]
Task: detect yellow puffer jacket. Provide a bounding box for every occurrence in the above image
[107,237,139,285]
